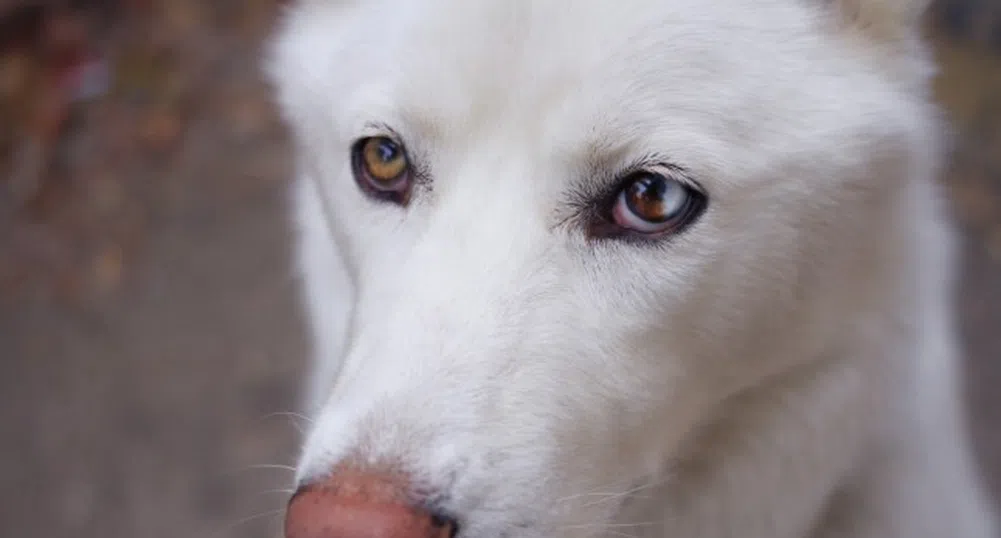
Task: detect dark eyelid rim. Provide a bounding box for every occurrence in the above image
[565,155,708,244]
[362,121,403,139]
[574,153,701,201]
[356,122,432,186]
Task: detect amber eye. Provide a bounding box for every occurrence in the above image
[609,171,705,235]
[351,136,413,204]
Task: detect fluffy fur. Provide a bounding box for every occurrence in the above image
[266,1,998,536]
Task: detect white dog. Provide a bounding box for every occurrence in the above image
[266,1,998,537]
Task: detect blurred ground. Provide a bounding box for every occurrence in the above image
[0,2,999,538]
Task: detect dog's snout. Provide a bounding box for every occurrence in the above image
[285,469,458,538]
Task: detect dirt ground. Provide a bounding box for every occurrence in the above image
[0,3,999,538]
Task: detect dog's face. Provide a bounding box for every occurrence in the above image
[269,0,935,536]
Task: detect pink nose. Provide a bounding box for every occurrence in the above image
[284,470,457,538]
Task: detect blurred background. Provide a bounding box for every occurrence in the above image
[0,1,998,537]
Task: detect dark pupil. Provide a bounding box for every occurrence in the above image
[376,140,399,163]
[627,175,670,222]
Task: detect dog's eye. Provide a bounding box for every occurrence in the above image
[351,136,413,204]
[609,171,705,235]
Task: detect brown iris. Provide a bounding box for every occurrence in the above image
[603,170,705,237]
[352,136,413,205]
[623,174,676,223]
[360,137,408,183]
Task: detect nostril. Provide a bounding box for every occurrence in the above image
[428,511,459,538]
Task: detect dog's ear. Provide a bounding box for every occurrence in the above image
[827,0,931,37]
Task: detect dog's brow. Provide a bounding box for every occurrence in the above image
[571,137,680,202]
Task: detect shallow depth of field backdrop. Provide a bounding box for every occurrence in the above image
[1,2,999,537]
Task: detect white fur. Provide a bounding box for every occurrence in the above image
[267,1,997,536]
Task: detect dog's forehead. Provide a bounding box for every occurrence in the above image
[275,0,898,180]
[358,0,827,131]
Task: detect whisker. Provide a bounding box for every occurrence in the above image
[209,508,286,538]
[596,530,639,538]
[246,464,298,473]
[253,411,313,436]
[556,491,653,503]
[561,521,664,529]
[215,462,299,483]
[578,479,667,509]
[556,475,668,508]
[253,488,297,500]
[557,492,629,502]
[258,411,315,426]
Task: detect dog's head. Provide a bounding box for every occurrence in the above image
[268,1,938,537]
